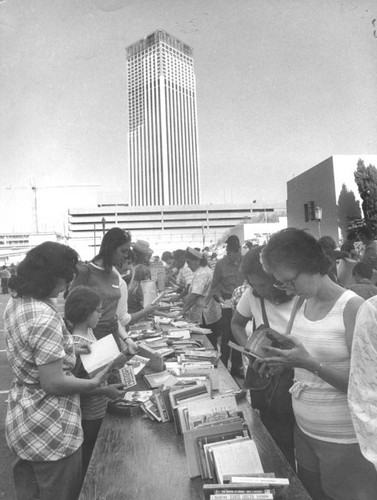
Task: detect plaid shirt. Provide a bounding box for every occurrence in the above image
[231,282,251,311]
[4,297,83,461]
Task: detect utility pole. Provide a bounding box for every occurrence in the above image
[4,182,99,233]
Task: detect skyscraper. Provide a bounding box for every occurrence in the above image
[126,30,201,206]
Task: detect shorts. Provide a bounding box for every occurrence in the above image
[295,424,377,500]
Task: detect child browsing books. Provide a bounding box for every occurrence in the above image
[65,286,128,476]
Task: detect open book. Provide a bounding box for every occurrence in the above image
[80,334,122,375]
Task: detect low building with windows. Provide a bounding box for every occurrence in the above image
[67,203,285,260]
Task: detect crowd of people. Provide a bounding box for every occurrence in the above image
[3,225,377,500]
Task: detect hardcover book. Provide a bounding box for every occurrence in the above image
[211,439,264,484]
[183,421,246,478]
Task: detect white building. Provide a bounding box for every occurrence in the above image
[126,30,200,207]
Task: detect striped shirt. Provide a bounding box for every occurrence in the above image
[4,297,83,461]
[176,263,194,288]
[291,290,358,444]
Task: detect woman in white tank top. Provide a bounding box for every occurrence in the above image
[261,228,377,500]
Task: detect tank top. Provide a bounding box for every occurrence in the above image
[291,289,358,443]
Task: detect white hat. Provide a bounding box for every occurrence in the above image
[133,240,153,255]
[186,247,203,260]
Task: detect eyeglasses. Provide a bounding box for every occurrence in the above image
[273,271,301,290]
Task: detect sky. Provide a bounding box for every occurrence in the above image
[0,0,376,233]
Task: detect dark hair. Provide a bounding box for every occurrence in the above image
[126,249,135,263]
[318,236,337,254]
[94,227,131,271]
[240,246,291,303]
[9,242,79,299]
[65,286,102,324]
[173,249,185,260]
[241,246,266,278]
[352,262,373,280]
[347,230,357,241]
[358,226,374,241]
[262,228,330,276]
[161,251,173,263]
[226,235,241,254]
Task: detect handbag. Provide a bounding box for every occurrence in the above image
[244,296,303,420]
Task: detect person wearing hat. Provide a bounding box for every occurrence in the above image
[182,247,222,348]
[133,240,153,266]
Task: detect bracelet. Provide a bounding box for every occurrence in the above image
[313,362,323,377]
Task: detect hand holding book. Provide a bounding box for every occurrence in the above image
[262,334,313,372]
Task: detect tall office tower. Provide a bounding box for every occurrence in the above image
[126,30,201,206]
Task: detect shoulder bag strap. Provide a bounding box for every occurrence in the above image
[259,297,270,328]
[285,296,305,335]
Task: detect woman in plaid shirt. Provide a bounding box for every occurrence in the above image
[4,242,110,500]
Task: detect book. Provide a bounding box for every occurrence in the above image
[211,439,264,484]
[124,390,153,404]
[140,399,162,421]
[204,437,251,480]
[197,429,250,479]
[167,328,191,339]
[152,387,170,422]
[140,279,158,307]
[186,395,239,430]
[225,476,289,488]
[208,491,273,500]
[204,480,275,499]
[79,334,121,375]
[229,327,296,361]
[137,344,165,371]
[126,354,150,376]
[118,365,137,389]
[183,421,246,478]
[143,370,174,388]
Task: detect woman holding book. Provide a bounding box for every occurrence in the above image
[71,227,156,347]
[70,228,157,472]
[261,228,377,500]
[231,246,296,469]
[4,242,111,500]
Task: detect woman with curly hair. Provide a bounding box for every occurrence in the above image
[4,242,110,500]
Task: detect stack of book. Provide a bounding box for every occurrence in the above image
[140,377,211,426]
[203,475,290,499]
[183,394,251,478]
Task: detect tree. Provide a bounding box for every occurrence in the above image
[354,159,377,235]
[337,184,362,240]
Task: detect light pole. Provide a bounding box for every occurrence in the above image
[315,206,323,238]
